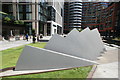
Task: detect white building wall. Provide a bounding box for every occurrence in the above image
[47,0,64,36]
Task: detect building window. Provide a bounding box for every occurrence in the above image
[19,13,23,20]
[8,5,13,12]
[47,23,51,36]
[47,6,55,21]
[25,22,32,35]
[38,6,41,12]
[19,5,23,12]
[26,13,32,20]
[39,13,41,20]
[54,29,56,33]
[26,5,32,12]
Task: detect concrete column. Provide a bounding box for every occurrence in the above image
[32,4,36,30]
[32,22,36,30]
[13,2,17,20]
[36,22,39,35]
[36,3,39,35]
[44,24,47,36]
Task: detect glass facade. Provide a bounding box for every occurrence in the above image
[19,5,23,12]
[25,22,32,35]
[47,6,56,22]
[38,2,47,22]
[26,5,32,12]
[2,0,63,36]
[47,23,51,36]
[19,13,23,20]
[39,22,44,34]
[38,1,48,34]
[26,13,32,20]
[18,4,32,20]
[2,4,13,14]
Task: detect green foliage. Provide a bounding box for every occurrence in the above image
[14,20,24,25]
[0,11,8,15]
[18,20,24,25]
[14,20,19,24]
[4,17,11,23]
[77,28,83,32]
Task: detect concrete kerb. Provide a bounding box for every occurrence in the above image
[0,66,93,77]
[87,65,98,80]
[0,67,15,73]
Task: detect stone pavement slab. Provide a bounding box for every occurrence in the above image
[97,49,118,64]
[0,36,52,51]
[92,62,118,78]
[0,40,32,51]
[92,45,119,79]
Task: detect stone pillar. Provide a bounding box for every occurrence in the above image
[13,2,17,20]
[35,22,39,35]
[36,3,39,35]
[44,24,47,36]
[32,4,36,30]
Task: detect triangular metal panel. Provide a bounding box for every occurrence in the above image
[90,28,106,52]
[15,46,96,71]
[45,28,104,60]
[80,28,105,53]
[65,28,100,60]
[45,34,90,59]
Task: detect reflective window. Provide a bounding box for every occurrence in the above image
[8,5,13,12]
[47,6,55,21]
[26,5,32,12]
[19,5,23,12]
[26,13,32,20]
[19,13,23,20]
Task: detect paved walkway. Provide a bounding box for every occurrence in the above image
[92,45,119,79]
[0,40,32,51]
[0,36,52,51]
[92,62,118,78]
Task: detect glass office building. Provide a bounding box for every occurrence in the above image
[2,0,48,35]
[2,0,64,36]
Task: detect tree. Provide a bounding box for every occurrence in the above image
[4,17,11,23]
[14,20,19,24]
[18,20,24,25]
[77,28,83,32]
[14,20,24,25]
